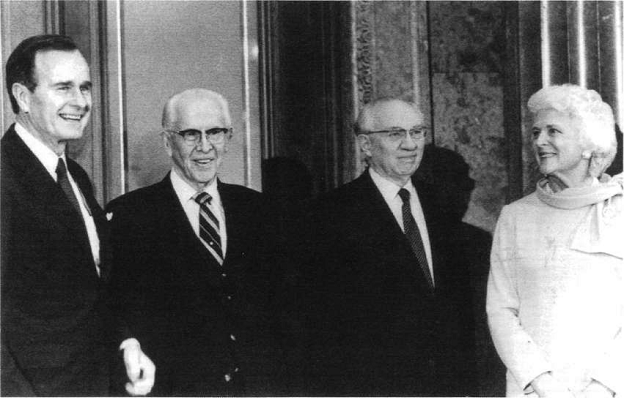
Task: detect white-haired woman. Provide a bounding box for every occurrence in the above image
[487,84,623,398]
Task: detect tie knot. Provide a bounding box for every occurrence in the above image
[194,192,212,206]
[56,158,68,179]
[398,188,410,203]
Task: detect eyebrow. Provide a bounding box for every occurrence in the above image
[533,124,560,129]
[52,81,92,88]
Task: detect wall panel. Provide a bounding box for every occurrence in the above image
[119,0,261,193]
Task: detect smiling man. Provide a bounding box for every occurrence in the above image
[106,89,281,396]
[1,34,155,397]
[1,34,114,396]
[301,98,477,396]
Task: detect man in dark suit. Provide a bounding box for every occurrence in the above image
[0,33,110,397]
[301,98,476,396]
[106,89,281,396]
[1,34,154,397]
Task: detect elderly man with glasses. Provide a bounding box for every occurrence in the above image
[106,89,281,396]
[300,98,477,396]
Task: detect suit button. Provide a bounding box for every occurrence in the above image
[224,373,232,382]
[230,334,236,341]
[227,295,232,300]
[222,273,227,278]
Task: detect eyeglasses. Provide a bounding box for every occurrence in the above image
[359,127,428,142]
[167,127,231,145]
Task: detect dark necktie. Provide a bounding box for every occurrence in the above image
[398,188,434,288]
[194,192,224,264]
[56,158,83,215]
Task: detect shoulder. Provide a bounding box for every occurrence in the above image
[503,192,540,213]
[219,181,262,199]
[320,173,371,205]
[106,179,169,214]
[494,192,541,231]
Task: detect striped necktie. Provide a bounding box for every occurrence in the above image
[194,192,224,264]
[398,188,434,288]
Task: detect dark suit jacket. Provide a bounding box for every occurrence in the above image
[106,175,282,396]
[1,125,111,396]
[300,169,476,396]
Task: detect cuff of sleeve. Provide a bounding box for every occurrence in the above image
[119,338,140,351]
[520,368,552,395]
[589,376,619,397]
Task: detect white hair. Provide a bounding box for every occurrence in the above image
[527,84,616,176]
[162,88,231,129]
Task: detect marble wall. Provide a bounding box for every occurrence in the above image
[355,1,509,233]
[429,2,508,232]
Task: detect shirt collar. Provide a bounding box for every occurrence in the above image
[368,167,416,202]
[15,122,66,181]
[170,168,221,205]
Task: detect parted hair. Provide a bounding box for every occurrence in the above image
[5,34,79,114]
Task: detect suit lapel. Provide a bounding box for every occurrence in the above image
[356,172,407,239]
[158,176,222,269]
[2,128,93,255]
[217,181,243,265]
[357,170,436,290]
[413,176,446,289]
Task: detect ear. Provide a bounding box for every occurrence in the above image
[588,153,609,178]
[12,83,32,114]
[357,134,372,157]
[161,131,173,157]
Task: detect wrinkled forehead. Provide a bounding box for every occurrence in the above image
[173,97,228,129]
[363,101,424,131]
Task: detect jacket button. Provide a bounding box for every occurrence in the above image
[224,373,232,382]
[230,334,236,341]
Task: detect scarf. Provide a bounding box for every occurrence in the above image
[536,173,623,259]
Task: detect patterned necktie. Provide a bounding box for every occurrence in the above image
[194,192,224,264]
[56,158,83,215]
[398,188,434,288]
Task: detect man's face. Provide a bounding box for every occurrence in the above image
[20,50,92,153]
[164,99,231,191]
[360,101,426,186]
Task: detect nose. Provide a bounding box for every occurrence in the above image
[534,129,548,146]
[70,87,90,109]
[196,132,213,152]
[400,132,419,150]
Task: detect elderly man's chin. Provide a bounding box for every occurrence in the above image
[190,169,217,186]
[396,158,419,174]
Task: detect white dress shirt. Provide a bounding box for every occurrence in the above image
[15,122,101,275]
[369,168,434,283]
[170,169,227,258]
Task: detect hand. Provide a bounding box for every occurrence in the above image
[531,372,575,398]
[581,380,614,398]
[121,339,155,396]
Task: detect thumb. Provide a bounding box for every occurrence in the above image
[124,348,141,382]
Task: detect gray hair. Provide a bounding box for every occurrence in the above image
[355,98,422,134]
[527,84,616,176]
[162,88,231,130]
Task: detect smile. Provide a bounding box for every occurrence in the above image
[59,113,84,121]
[538,152,556,158]
[194,158,214,165]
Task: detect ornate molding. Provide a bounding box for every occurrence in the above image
[355,0,374,107]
